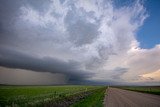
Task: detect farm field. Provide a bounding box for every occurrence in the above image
[0,85,106,107]
[117,86,160,95]
[71,87,106,107]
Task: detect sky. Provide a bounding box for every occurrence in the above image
[0,0,160,85]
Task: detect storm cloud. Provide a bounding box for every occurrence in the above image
[0,0,159,85]
[0,48,92,84]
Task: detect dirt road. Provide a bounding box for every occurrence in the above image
[104,88,160,107]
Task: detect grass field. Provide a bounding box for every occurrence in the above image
[71,87,106,107]
[117,86,160,95]
[0,85,106,107]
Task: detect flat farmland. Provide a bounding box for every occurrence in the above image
[0,85,106,107]
[117,86,160,95]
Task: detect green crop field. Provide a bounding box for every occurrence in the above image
[117,86,160,95]
[0,85,106,107]
[71,87,106,107]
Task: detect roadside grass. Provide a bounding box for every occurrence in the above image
[70,87,106,107]
[117,86,160,95]
[0,85,103,107]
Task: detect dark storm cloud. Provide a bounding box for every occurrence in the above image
[26,0,51,13]
[0,0,156,85]
[0,48,92,83]
[67,20,99,46]
[0,0,95,84]
[65,6,99,46]
[0,0,52,45]
[0,0,21,43]
[0,0,22,23]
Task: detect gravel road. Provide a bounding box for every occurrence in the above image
[104,88,160,107]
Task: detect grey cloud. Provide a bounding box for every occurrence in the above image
[98,45,116,59]
[67,19,98,46]
[85,57,102,70]
[111,67,128,80]
[65,6,99,46]
[67,20,99,46]
[0,0,22,24]
[0,48,92,84]
[0,67,67,85]
[0,0,22,44]
[85,45,115,70]
[26,0,51,13]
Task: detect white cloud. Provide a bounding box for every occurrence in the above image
[140,69,160,82]
[122,44,160,83]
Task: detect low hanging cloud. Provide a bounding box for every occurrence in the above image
[0,66,67,85]
[0,48,93,84]
[0,0,159,85]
